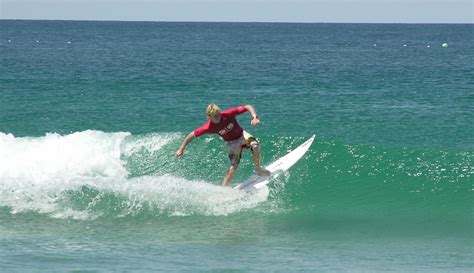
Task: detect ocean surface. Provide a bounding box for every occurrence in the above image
[0,20,473,272]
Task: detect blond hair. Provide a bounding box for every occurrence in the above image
[206,104,221,117]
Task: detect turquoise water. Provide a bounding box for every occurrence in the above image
[1,21,473,272]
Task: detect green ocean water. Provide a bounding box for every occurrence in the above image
[0,21,473,272]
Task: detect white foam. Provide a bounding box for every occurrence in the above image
[0,131,269,219]
[0,130,131,218]
[0,130,130,182]
[104,175,269,217]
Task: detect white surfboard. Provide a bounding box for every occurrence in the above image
[233,134,316,191]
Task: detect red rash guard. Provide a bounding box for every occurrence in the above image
[194,106,247,141]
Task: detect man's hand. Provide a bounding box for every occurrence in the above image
[176,132,195,158]
[175,148,184,158]
[251,117,261,126]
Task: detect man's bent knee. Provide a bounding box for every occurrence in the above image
[249,140,259,151]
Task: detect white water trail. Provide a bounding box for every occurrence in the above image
[0,130,269,219]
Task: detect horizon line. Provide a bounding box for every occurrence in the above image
[1,19,473,25]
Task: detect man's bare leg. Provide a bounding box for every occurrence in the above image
[251,144,270,176]
[223,165,238,187]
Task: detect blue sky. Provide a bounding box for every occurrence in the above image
[1,0,473,23]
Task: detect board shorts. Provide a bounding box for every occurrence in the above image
[225,131,258,166]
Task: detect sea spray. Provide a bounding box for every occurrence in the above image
[0,131,271,219]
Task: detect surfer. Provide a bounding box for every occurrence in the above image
[176,104,270,186]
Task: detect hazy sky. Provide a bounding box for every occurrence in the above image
[1,0,473,23]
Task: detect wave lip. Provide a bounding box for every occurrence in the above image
[0,130,129,219]
[0,130,130,182]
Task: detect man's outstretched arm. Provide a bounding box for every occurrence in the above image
[176,132,196,158]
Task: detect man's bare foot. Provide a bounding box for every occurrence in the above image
[256,168,271,176]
